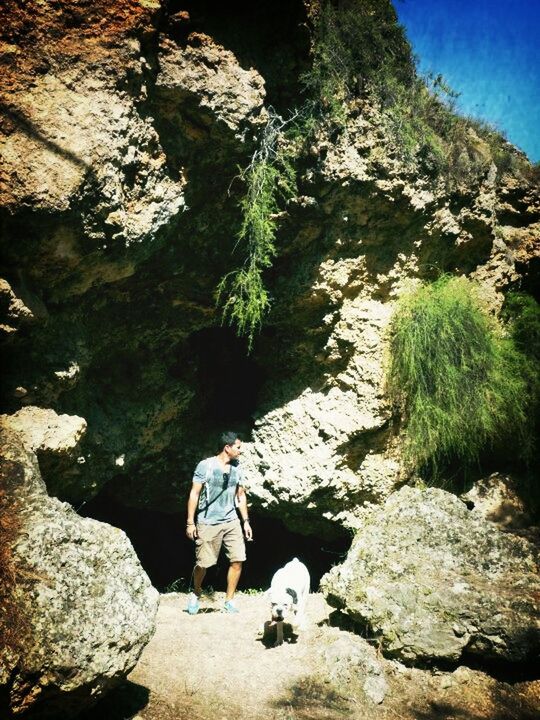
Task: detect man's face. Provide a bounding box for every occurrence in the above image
[226,439,242,460]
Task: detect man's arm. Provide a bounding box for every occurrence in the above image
[236,485,253,541]
[186,482,203,540]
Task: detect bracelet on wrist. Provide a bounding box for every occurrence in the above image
[242,518,250,524]
[186,522,195,527]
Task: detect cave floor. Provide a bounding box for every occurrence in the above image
[87,593,540,720]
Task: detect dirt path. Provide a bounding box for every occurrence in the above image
[84,591,540,720]
[128,591,340,720]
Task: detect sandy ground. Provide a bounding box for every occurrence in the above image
[128,591,339,720]
[83,591,540,720]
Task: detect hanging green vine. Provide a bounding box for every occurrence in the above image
[216,109,297,349]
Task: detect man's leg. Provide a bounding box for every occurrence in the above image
[187,524,219,613]
[193,565,206,596]
[225,561,242,600]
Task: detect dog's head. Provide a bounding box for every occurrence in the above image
[269,587,298,622]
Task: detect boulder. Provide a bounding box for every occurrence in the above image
[0,423,159,718]
[321,486,540,665]
[461,472,533,530]
[1,406,88,500]
[323,632,388,705]
[1,406,86,457]
[155,35,267,144]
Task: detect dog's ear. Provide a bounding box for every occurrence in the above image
[286,587,298,605]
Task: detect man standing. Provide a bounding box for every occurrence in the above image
[185,431,253,614]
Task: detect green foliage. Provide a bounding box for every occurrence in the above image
[163,577,189,593]
[300,0,413,125]
[239,587,265,596]
[378,72,528,184]
[502,292,540,452]
[504,292,540,361]
[219,3,533,346]
[217,110,297,348]
[388,276,532,474]
[378,73,450,173]
[300,3,527,182]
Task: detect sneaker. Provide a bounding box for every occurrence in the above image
[187,592,200,615]
[223,599,239,614]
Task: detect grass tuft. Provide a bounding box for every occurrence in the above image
[302,2,529,184]
[388,276,533,474]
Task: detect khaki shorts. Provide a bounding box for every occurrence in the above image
[195,519,246,568]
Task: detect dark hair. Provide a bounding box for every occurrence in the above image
[218,431,239,451]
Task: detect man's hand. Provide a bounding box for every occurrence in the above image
[243,519,253,541]
[186,523,198,540]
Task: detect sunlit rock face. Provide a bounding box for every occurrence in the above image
[321,487,540,666]
[0,424,159,719]
[0,0,268,509]
[0,0,538,535]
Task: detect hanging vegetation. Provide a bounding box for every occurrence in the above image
[388,276,533,474]
[216,109,297,349]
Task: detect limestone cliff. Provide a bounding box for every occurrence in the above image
[1,0,539,715]
[1,0,537,538]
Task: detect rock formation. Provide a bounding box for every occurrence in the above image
[1,0,538,527]
[321,486,540,665]
[0,0,538,710]
[0,422,159,718]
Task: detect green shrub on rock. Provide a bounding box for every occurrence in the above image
[216,110,297,349]
[388,276,532,474]
[502,291,540,455]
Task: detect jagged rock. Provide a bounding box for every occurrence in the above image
[321,486,540,665]
[0,3,186,299]
[0,278,38,338]
[461,473,533,530]
[1,406,86,456]
[323,632,388,705]
[0,0,538,537]
[155,34,267,146]
[242,296,400,536]
[0,423,159,718]
[0,407,87,499]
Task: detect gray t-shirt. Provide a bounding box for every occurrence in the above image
[194,456,244,525]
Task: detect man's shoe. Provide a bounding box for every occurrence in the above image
[223,599,239,614]
[187,592,200,615]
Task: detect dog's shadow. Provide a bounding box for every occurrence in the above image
[257,621,298,649]
[183,608,220,615]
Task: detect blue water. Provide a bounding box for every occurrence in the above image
[395,0,540,162]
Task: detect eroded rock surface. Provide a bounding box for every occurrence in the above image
[461,473,534,531]
[321,486,540,665]
[155,34,267,145]
[0,0,538,540]
[0,424,159,718]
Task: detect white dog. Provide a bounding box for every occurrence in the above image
[264,558,310,646]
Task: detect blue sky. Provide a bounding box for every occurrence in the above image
[395,0,540,162]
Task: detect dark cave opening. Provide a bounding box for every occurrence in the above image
[186,326,264,435]
[81,488,351,593]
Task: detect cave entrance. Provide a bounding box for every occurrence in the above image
[181,325,264,438]
[81,491,351,593]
